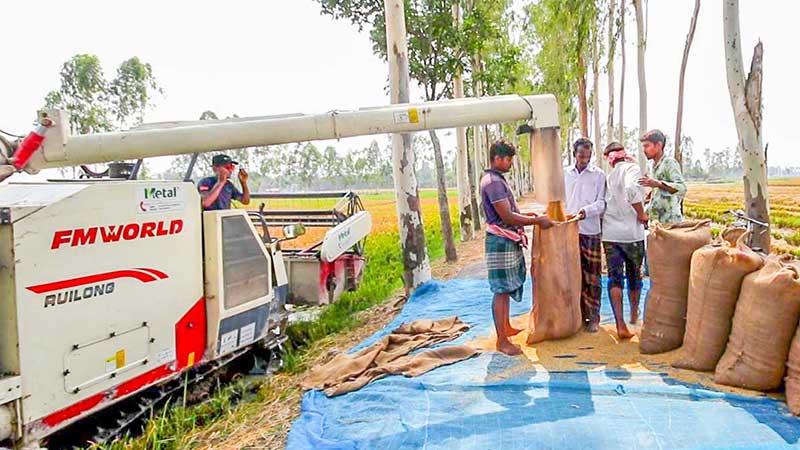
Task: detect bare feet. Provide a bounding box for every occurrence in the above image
[584,322,599,333]
[497,340,523,356]
[616,326,635,340]
[629,310,639,324]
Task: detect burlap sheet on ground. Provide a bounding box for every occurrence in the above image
[302,317,478,396]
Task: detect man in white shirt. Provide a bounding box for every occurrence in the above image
[601,142,649,340]
[564,138,606,333]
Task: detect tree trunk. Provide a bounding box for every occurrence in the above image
[452,2,474,241]
[618,0,626,143]
[675,0,701,168]
[467,132,482,231]
[723,0,770,252]
[471,52,487,229]
[633,0,648,172]
[592,29,602,161]
[606,0,616,171]
[384,0,431,290]
[578,53,589,137]
[429,130,458,262]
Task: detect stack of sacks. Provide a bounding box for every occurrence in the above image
[673,231,763,371]
[715,256,800,391]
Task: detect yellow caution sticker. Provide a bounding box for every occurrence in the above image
[408,108,419,124]
[187,351,196,367]
[115,350,126,369]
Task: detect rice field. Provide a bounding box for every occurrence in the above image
[684,178,800,256]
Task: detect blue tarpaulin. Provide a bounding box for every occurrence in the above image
[288,278,800,450]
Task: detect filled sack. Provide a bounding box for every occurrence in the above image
[673,233,763,371]
[640,220,711,354]
[527,218,582,344]
[787,323,800,415]
[715,257,800,391]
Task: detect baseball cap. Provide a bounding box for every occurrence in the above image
[212,154,238,166]
[640,129,667,145]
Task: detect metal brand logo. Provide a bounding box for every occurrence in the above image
[144,186,178,200]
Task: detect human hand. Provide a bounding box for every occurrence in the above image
[238,167,249,183]
[578,210,586,220]
[524,211,539,217]
[217,166,230,182]
[536,216,554,229]
[638,176,661,188]
[637,211,649,225]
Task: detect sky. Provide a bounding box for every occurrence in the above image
[1,0,797,181]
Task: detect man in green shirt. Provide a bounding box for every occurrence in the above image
[638,129,687,225]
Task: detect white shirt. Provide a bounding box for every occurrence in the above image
[564,164,606,236]
[602,161,646,243]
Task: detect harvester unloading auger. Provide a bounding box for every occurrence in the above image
[0,94,561,447]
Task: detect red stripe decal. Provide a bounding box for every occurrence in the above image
[135,267,169,280]
[41,393,105,427]
[26,269,166,294]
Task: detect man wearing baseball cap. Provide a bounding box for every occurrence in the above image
[197,154,250,210]
[637,129,687,225]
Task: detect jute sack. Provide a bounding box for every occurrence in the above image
[715,257,800,391]
[673,233,763,371]
[527,219,582,344]
[787,323,800,414]
[640,220,711,354]
[720,227,748,246]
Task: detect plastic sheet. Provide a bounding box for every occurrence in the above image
[288,277,800,450]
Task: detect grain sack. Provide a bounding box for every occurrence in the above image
[640,220,711,354]
[787,324,800,415]
[715,257,800,391]
[673,233,763,371]
[720,226,748,246]
[527,218,582,344]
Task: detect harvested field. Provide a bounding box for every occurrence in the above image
[684,178,800,256]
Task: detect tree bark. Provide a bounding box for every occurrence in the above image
[592,28,602,161]
[675,0,701,168]
[633,0,648,172]
[384,0,431,290]
[471,51,487,229]
[578,52,589,137]
[723,0,770,252]
[429,129,458,262]
[618,0,626,143]
[467,131,482,231]
[452,2,474,241]
[606,0,616,171]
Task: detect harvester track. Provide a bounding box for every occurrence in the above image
[46,343,284,450]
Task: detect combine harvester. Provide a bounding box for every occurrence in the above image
[0,94,560,448]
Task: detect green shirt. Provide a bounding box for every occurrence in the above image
[648,156,687,225]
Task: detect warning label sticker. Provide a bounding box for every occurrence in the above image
[393,108,420,125]
[137,185,186,214]
[239,322,256,346]
[219,329,239,354]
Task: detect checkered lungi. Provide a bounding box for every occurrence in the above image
[579,233,603,325]
[485,233,526,302]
